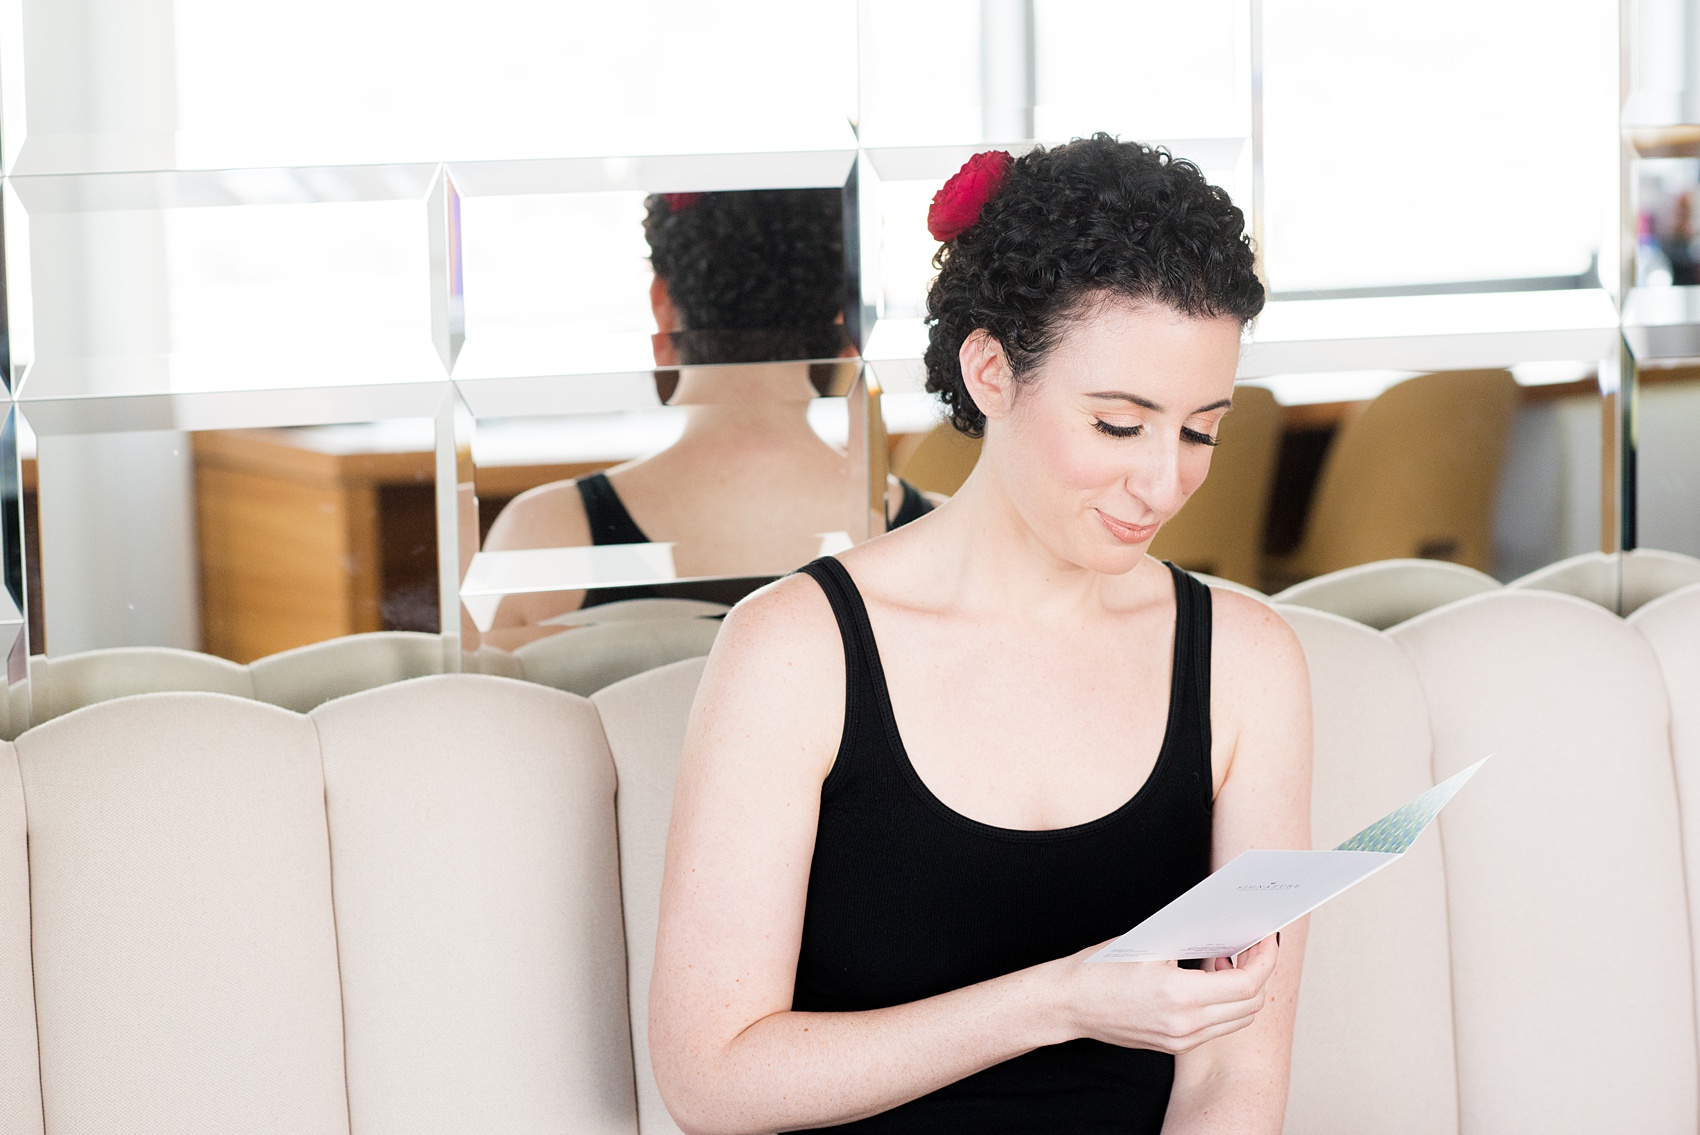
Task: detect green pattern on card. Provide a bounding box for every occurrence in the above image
[1334,758,1490,854]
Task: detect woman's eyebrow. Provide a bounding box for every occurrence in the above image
[1087,391,1234,414]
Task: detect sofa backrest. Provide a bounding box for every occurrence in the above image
[517,619,720,698]
[1630,581,1700,1062]
[249,630,446,712]
[0,742,41,1135]
[16,693,349,1135]
[28,647,256,726]
[1275,558,1500,630]
[1277,606,1458,1135]
[9,574,1700,1135]
[592,657,708,1135]
[3,677,639,1135]
[1391,590,1697,1133]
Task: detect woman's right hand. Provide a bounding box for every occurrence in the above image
[1047,934,1279,1055]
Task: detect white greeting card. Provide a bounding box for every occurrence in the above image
[1088,757,1489,963]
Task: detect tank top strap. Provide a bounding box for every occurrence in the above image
[795,557,883,780]
[575,472,649,545]
[1163,561,1215,813]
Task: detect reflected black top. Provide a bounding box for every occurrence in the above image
[789,556,1214,1133]
[574,472,934,608]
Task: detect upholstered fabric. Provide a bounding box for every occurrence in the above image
[1277,607,1458,1135]
[1510,548,1700,615]
[249,630,445,712]
[1393,592,1697,1134]
[29,647,255,725]
[545,598,732,626]
[1191,571,1268,602]
[313,675,638,1135]
[592,657,708,1135]
[0,741,41,1135]
[1630,582,1700,1054]
[15,694,349,1135]
[517,618,720,697]
[1276,558,1500,630]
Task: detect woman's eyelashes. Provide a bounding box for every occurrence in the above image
[1092,419,1142,439]
[1181,426,1220,447]
[1092,419,1220,447]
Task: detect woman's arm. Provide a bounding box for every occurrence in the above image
[1163,591,1314,1133]
[478,481,591,650]
[650,577,1284,1135]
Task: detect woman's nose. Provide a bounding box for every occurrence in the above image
[1127,449,1188,518]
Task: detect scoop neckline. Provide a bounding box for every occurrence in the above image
[827,558,1188,844]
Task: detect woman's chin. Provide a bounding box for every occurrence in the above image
[1075,542,1151,577]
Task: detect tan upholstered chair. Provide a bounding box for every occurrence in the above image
[249,630,446,712]
[513,618,720,698]
[1,676,639,1135]
[1510,548,1700,615]
[593,657,708,1135]
[1268,370,1520,588]
[1148,384,1281,588]
[1274,558,1501,630]
[892,420,982,497]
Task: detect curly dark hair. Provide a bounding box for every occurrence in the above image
[642,188,850,365]
[923,135,1264,437]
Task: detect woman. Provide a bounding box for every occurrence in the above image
[481,189,932,647]
[650,137,1312,1133]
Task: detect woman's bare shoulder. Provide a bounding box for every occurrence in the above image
[690,568,848,778]
[1207,585,1308,710]
[483,479,590,551]
[718,569,843,660]
[1209,586,1299,659]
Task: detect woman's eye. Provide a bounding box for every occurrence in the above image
[1181,427,1220,447]
[1093,419,1142,439]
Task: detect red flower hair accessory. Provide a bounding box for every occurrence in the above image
[662,192,703,213]
[927,150,1013,242]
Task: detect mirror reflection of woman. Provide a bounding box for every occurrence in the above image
[482,190,933,648]
[651,137,1313,1133]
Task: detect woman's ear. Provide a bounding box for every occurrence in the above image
[650,275,680,367]
[959,329,1015,423]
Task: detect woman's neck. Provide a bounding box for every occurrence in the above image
[921,454,1145,625]
[664,362,841,464]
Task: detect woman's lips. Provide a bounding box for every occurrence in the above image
[1097,509,1158,545]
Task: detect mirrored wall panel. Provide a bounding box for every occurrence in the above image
[460,363,892,658]
[456,185,854,381]
[6,169,443,399]
[1632,360,1700,605]
[17,401,456,732]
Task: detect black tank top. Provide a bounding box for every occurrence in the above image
[791,557,1214,1133]
[573,472,935,608]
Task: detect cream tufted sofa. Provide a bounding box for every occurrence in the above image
[5,580,1700,1134]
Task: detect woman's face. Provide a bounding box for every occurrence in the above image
[982,300,1243,576]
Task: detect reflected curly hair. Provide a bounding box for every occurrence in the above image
[924,135,1264,437]
[642,188,849,365]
